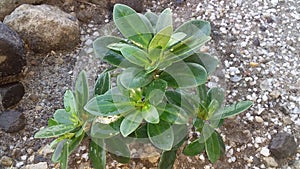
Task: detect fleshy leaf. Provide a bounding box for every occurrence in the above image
[159,104,188,124]
[91,121,120,139]
[120,46,150,66]
[166,32,186,48]
[184,53,218,75]
[119,67,153,89]
[120,110,143,137]
[60,141,69,169]
[95,71,111,96]
[93,36,135,68]
[183,139,205,156]
[144,79,167,106]
[53,109,74,125]
[156,8,172,32]
[113,4,153,49]
[34,125,75,138]
[147,120,174,150]
[205,131,223,163]
[221,101,253,119]
[52,140,66,162]
[75,70,89,112]
[90,139,106,169]
[63,90,77,114]
[142,104,159,124]
[105,136,130,163]
[145,11,158,28]
[148,26,173,56]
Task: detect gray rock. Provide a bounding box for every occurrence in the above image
[0,110,26,133]
[269,132,298,159]
[24,162,48,169]
[0,82,25,108]
[0,156,13,166]
[0,22,26,78]
[0,0,44,21]
[3,4,80,53]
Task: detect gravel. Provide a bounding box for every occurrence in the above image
[0,0,299,168]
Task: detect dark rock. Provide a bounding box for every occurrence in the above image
[0,22,26,78]
[110,0,144,12]
[269,132,298,159]
[3,4,80,53]
[0,110,26,133]
[253,38,260,46]
[0,82,25,108]
[260,25,267,32]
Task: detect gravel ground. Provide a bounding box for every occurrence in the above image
[1,0,299,168]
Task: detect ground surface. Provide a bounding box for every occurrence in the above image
[0,0,300,168]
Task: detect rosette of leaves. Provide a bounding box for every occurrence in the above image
[34,71,108,169]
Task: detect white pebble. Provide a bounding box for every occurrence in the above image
[260,147,270,157]
[255,116,264,123]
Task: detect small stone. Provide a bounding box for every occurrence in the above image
[230,75,242,82]
[0,110,26,133]
[255,116,264,123]
[250,62,259,67]
[253,38,260,46]
[1,156,13,166]
[0,82,25,108]
[270,90,281,99]
[16,161,24,168]
[263,157,278,167]
[259,25,267,32]
[260,147,270,157]
[269,132,297,159]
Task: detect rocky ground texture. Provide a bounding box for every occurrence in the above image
[0,0,299,169]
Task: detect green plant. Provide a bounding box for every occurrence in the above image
[35,4,253,169]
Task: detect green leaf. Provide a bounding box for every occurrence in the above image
[160,62,207,88]
[221,101,253,119]
[90,139,106,169]
[129,123,148,138]
[157,135,185,169]
[205,131,223,163]
[166,32,186,48]
[95,71,111,96]
[68,132,85,155]
[207,99,220,118]
[193,118,205,130]
[75,70,89,111]
[207,87,225,107]
[60,141,69,169]
[91,121,120,139]
[175,20,210,38]
[120,46,150,66]
[93,36,135,68]
[34,125,75,138]
[159,104,188,124]
[183,139,205,156]
[53,109,74,125]
[64,90,77,114]
[52,140,66,162]
[144,79,167,106]
[113,4,153,49]
[197,84,208,106]
[142,104,159,124]
[147,120,174,150]
[105,136,130,163]
[184,53,218,75]
[156,8,172,32]
[120,110,143,137]
[84,93,133,116]
[149,26,173,54]
[145,11,158,28]
[120,67,153,89]
[162,20,211,64]
[48,118,59,127]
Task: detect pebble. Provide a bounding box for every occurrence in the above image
[24,162,48,169]
[260,147,270,157]
[263,157,278,167]
[0,156,13,166]
[255,116,264,123]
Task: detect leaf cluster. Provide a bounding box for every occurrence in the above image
[34,4,253,169]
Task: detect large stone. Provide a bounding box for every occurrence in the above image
[269,132,298,159]
[0,110,26,133]
[3,4,80,53]
[0,0,44,21]
[0,82,25,108]
[0,156,13,166]
[0,22,26,78]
